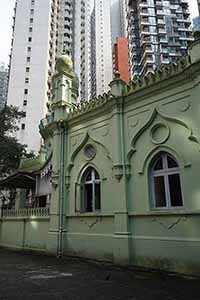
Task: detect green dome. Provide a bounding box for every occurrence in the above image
[56,54,73,74]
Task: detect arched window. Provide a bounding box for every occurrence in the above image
[151,153,183,209]
[81,167,101,212]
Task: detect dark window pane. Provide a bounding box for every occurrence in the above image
[38,196,47,207]
[167,156,178,168]
[85,170,92,181]
[154,176,166,207]
[154,157,163,171]
[168,174,183,206]
[84,184,93,212]
[95,183,101,210]
[94,170,100,180]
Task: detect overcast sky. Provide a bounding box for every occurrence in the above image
[0,0,198,65]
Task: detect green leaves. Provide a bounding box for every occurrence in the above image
[0,105,34,178]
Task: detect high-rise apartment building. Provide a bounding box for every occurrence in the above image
[90,8,97,99]
[111,0,123,44]
[0,63,8,111]
[8,0,127,151]
[90,0,127,98]
[90,0,113,97]
[59,0,91,101]
[7,0,91,152]
[73,0,91,101]
[120,0,128,37]
[7,0,59,151]
[127,0,193,78]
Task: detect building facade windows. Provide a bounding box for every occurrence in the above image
[127,0,193,78]
[80,167,101,213]
[150,153,183,209]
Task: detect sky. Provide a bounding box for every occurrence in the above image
[0,0,198,65]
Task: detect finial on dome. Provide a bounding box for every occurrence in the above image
[55,54,73,74]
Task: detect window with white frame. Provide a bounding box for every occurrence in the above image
[80,167,101,213]
[151,153,183,209]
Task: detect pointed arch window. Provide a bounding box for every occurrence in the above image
[80,167,101,213]
[151,153,183,209]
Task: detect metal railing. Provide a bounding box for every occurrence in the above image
[2,207,50,218]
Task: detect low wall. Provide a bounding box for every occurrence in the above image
[64,214,114,261]
[0,208,50,251]
[129,212,200,274]
[1,208,200,275]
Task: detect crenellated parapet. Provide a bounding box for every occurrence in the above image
[40,35,200,132]
[125,56,192,95]
[67,92,113,119]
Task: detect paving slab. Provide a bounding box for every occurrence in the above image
[0,248,199,300]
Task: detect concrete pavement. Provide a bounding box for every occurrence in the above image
[0,248,199,300]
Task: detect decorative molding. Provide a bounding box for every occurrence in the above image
[76,162,105,184]
[67,131,112,175]
[127,107,200,163]
[179,100,191,112]
[84,144,96,161]
[127,110,150,137]
[70,133,84,148]
[192,74,200,88]
[151,216,187,230]
[51,172,59,189]
[150,123,170,145]
[129,118,139,128]
[112,164,131,180]
[138,145,191,175]
[65,175,71,190]
[113,165,123,181]
[70,131,90,163]
[91,124,109,137]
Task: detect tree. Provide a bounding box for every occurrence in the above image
[0,105,34,178]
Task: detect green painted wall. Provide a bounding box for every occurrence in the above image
[1,40,200,275]
[0,217,49,251]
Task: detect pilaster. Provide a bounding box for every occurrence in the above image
[110,72,131,264]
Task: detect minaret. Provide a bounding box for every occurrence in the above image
[42,54,79,256]
[50,54,79,115]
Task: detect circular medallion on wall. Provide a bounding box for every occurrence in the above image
[84,144,96,160]
[150,123,170,145]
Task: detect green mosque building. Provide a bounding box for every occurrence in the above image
[1,35,200,275]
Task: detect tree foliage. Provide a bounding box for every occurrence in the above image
[0,105,34,178]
